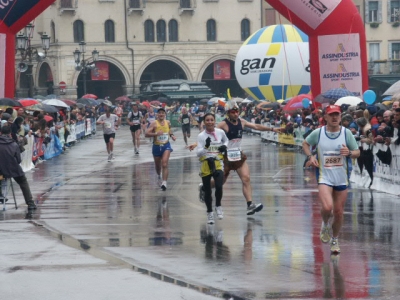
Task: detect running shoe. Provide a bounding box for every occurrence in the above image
[330,238,340,254]
[157,174,162,180]
[215,206,224,219]
[320,225,331,244]
[207,212,215,224]
[161,181,167,191]
[246,203,263,215]
[135,149,139,154]
[107,154,112,162]
[111,153,115,160]
[198,183,205,203]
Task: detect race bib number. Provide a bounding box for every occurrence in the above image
[182,118,189,124]
[227,148,241,161]
[199,112,205,117]
[207,143,222,154]
[323,152,343,168]
[157,133,169,143]
[104,122,112,129]
[132,120,140,125]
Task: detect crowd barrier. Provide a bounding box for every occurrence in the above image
[259,122,400,196]
[20,118,96,173]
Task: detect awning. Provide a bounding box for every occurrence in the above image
[161,91,215,99]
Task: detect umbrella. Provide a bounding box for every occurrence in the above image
[43,99,69,108]
[382,80,400,96]
[61,99,77,106]
[18,99,40,107]
[141,101,150,108]
[25,103,59,113]
[150,100,161,106]
[276,99,285,104]
[242,99,253,104]
[200,98,209,103]
[45,94,58,99]
[115,95,131,102]
[44,115,54,122]
[283,94,313,112]
[376,103,389,110]
[82,94,97,99]
[76,103,85,109]
[101,100,113,107]
[232,97,244,103]
[321,88,354,101]
[382,96,392,101]
[256,102,280,111]
[208,97,225,105]
[77,98,98,106]
[0,98,21,107]
[335,96,363,106]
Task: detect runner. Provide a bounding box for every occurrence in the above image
[178,107,193,146]
[127,103,143,154]
[198,100,281,215]
[197,113,228,224]
[145,107,157,142]
[302,105,360,254]
[96,103,119,162]
[145,108,177,191]
[114,103,123,126]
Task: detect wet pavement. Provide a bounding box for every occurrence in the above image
[2,127,400,299]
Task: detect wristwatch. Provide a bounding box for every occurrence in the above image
[307,154,312,160]
[347,151,352,158]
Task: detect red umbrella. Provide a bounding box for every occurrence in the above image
[18,99,40,107]
[283,94,314,112]
[82,94,97,99]
[141,101,150,108]
[61,99,77,106]
[44,115,53,122]
[150,100,161,106]
[115,95,131,102]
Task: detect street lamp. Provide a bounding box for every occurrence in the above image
[73,41,99,95]
[16,23,51,97]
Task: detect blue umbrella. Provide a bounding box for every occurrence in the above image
[321,88,354,100]
[383,95,392,101]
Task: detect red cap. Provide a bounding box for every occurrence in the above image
[325,105,341,115]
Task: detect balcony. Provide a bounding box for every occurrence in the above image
[59,0,78,15]
[128,0,146,15]
[179,0,196,15]
[368,60,400,75]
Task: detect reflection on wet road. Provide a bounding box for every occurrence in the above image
[3,130,400,299]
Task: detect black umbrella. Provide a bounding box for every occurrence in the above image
[200,98,209,103]
[0,98,21,107]
[77,98,98,106]
[25,103,59,113]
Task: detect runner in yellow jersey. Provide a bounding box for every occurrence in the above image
[145,108,177,190]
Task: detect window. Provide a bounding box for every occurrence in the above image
[129,0,141,8]
[241,19,250,41]
[369,43,380,74]
[391,42,400,59]
[105,20,115,43]
[169,19,178,42]
[368,1,378,22]
[73,20,84,43]
[50,21,56,43]
[206,19,216,41]
[144,20,154,42]
[390,1,400,22]
[156,20,166,42]
[180,0,191,8]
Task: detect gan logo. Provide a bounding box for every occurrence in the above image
[239,44,280,75]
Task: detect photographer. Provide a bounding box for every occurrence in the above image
[0,125,36,210]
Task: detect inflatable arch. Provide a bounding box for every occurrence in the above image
[265,0,368,97]
[0,0,55,98]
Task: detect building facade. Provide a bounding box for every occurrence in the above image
[15,0,261,100]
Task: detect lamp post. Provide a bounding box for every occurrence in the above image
[73,41,99,96]
[16,23,51,97]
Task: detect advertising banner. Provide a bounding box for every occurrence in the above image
[0,33,5,98]
[279,0,341,30]
[318,33,362,96]
[91,61,109,81]
[214,60,231,80]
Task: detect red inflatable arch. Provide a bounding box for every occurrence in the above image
[0,0,55,98]
[265,0,368,97]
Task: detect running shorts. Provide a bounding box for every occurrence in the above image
[103,133,116,144]
[181,124,191,135]
[130,124,141,132]
[152,142,173,157]
[223,151,247,178]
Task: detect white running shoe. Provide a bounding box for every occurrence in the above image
[215,206,224,220]
[107,154,112,162]
[161,181,167,191]
[207,212,215,224]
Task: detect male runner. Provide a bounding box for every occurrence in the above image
[199,100,281,215]
[302,105,359,254]
[145,108,176,190]
[127,103,143,154]
[178,107,193,146]
[97,104,119,162]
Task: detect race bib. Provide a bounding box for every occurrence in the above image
[323,151,343,168]
[132,120,140,125]
[157,133,169,143]
[182,118,189,124]
[227,148,241,161]
[104,122,112,129]
[207,143,222,154]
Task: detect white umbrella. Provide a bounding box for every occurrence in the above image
[208,97,225,105]
[231,97,244,103]
[335,96,363,106]
[383,80,400,96]
[42,99,69,108]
